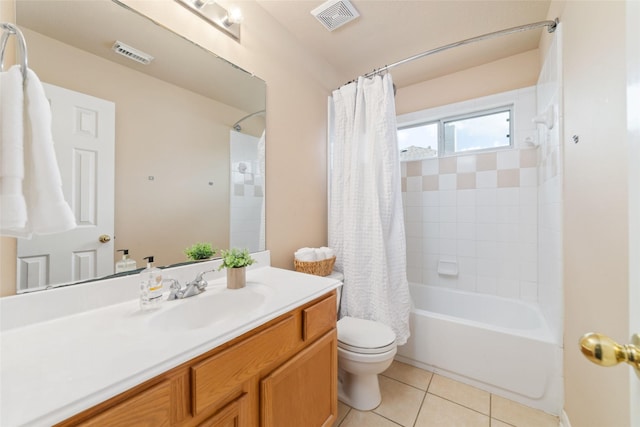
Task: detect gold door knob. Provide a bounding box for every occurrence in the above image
[98,234,111,243]
[579,332,640,378]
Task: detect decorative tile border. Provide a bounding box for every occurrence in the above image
[402,149,538,191]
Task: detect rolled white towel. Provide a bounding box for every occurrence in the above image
[314,248,326,260]
[295,248,317,262]
[295,247,314,256]
[319,246,335,259]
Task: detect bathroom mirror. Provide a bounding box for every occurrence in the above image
[10,0,266,292]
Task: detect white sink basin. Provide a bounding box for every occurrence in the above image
[150,283,272,331]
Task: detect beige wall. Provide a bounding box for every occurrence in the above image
[1,26,250,292]
[118,0,344,273]
[25,28,240,268]
[396,49,540,114]
[1,0,635,422]
[0,0,343,296]
[560,1,630,426]
[0,1,550,295]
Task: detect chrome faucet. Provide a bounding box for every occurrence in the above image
[166,278,184,300]
[166,269,216,300]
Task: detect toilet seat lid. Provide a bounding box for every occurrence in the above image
[337,316,396,354]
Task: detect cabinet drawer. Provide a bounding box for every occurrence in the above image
[302,293,337,342]
[77,380,171,427]
[192,315,298,416]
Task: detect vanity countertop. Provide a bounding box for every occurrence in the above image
[0,266,341,427]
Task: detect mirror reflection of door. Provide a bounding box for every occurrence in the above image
[16,84,115,292]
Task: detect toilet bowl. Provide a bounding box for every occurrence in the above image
[337,316,397,411]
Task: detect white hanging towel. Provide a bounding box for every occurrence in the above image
[0,65,76,237]
[0,65,28,232]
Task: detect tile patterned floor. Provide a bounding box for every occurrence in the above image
[333,361,559,427]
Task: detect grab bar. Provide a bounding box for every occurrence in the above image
[1,22,29,82]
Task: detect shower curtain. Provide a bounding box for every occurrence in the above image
[329,74,410,345]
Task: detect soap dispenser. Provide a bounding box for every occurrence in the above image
[139,256,163,311]
[115,249,137,273]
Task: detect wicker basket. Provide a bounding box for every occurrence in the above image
[294,256,336,277]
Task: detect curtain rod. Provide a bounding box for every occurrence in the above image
[346,18,558,85]
[232,109,265,131]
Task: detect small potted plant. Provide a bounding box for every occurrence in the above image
[184,242,216,261]
[218,248,256,289]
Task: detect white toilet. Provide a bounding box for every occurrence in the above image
[337,316,397,410]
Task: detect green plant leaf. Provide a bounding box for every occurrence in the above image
[184,242,216,260]
[218,248,256,270]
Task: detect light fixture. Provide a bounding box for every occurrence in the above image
[175,0,242,40]
[224,5,243,26]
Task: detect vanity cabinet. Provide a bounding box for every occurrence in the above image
[198,392,248,427]
[56,291,337,427]
[77,380,173,426]
[261,330,337,427]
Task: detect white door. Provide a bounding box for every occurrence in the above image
[628,1,640,424]
[17,84,115,291]
[580,2,640,423]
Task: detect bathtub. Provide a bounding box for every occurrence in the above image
[395,283,563,415]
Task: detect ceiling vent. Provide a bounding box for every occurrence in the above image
[311,0,360,32]
[112,41,154,65]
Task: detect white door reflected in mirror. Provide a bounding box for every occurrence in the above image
[17,84,115,292]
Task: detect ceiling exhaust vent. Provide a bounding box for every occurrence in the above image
[311,0,360,32]
[112,41,154,65]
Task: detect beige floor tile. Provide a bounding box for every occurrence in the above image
[428,374,490,415]
[374,376,425,426]
[382,361,433,390]
[491,418,515,427]
[333,401,351,427]
[491,395,558,427]
[335,364,558,427]
[339,409,402,427]
[415,393,490,427]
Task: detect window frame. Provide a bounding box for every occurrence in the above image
[398,104,514,159]
[397,120,439,157]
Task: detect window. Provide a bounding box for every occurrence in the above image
[398,122,438,161]
[398,106,512,161]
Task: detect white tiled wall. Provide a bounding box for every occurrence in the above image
[536,28,563,343]
[401,87,540,301]
[230,131,264,252]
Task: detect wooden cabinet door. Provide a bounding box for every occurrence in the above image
[197,393,249,427]
[260,330,337,427]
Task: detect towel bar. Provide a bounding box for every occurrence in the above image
[1,22,29,82]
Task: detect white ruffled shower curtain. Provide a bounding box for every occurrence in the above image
[329,74,411,345]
